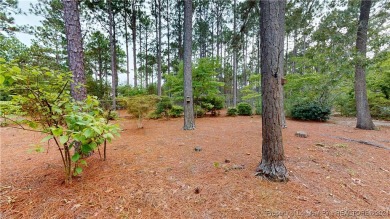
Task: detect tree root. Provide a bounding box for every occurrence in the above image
[322,134,390,150]
[255,161,289,182]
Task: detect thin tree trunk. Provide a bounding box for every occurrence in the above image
[98,51,103,95]
[285,33,288,73]
[138,18,143,87]
[157,0,162,96]
[183,0,195,130]
[256,19,260,75]
[233,0,237,107]
[255,0,288,182]
[154,0,158,90]
[145,25,148,87]
[124,0,130,86]
[211,3,215,59]
[166,0,170,73]
[108,0,116,109]
[355,0,375,130]
[113,18,118,94]
[62,0,86,101]
[132,0,137,87]
[243,34,247,86]
[292,29,297,73]
[216,3,220,59]
[178,1,183,61]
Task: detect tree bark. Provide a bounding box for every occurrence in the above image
[145,25,148,87]
[108,0,116,109]
[132,0,137,87]
[355,0,375,130]
[183,0,195,130]
[166,0,171,73]
[178,1,184,61]
[233,0,237,107]
[255,0,288,182]
[138,16,143,86]
[113,18,118,94]
[157,0,162,96]
[98,50,103,94]
[62,0,86,101]
[124,0,130,86]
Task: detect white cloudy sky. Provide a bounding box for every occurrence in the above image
[15,0,42,46]
[14,0,132,85]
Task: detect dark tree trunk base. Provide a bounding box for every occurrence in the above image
[356,123,375,130]
[255,160,288,182]
[183,125,195,130]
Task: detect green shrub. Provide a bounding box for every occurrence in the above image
[202,96,224,110]
[117,85,146,97]
[148,111,162,119]
[237,102,253,116]
[126,95,160,128]
[146,83,158,95]
[116,97,128,110]
[284,73,334,117]
[170,105,183,117]
[104,110,119,120]
[255,102,262,115]
[291,102,331,121]
[227,107,238,116]
[199,95,224,116]
[194,105,205,118]
[0,61,120,184]
[155,96,173,119]
[201,102,214,111]
[367,92,390,120]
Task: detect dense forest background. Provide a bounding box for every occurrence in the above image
[1,0,390,120]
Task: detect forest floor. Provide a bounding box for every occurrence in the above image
[1,110,390,218]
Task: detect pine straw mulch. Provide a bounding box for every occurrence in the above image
[1,111,390,218]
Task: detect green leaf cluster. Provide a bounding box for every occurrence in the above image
[0,60,120,183]
[237,102,253,116]
[125,94,160,127]
[165,57,224,116]
[291,102,331,122]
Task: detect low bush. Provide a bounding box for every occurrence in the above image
[194,105,205,118]
[198,95,224,116]
[126,95,160,128]
[291,102,331,121]
[237,102,253,116]
[201,102,214,111]
[0,61,120,184]
[155,96,173,119]
[148,111,162,119]
[227,107,238,116]
[104,110,119,120]
[170,105,183,118]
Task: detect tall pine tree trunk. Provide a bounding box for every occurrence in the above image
[355,0,375,130]
[232,0,237,107]
[123,0,130,86]
[98,52,103,95]
[157,0,162,96]
[145,25,148,87]
[113,18,118,94]
[178,1,184,61]
[183,0,195,130]
[124,0,130,86]
[132,0,137,87]
[138,19,143,87]
[108,0,116,109]
[166,0,171,73]
[255,0,288,182]
[62,0,86,101]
